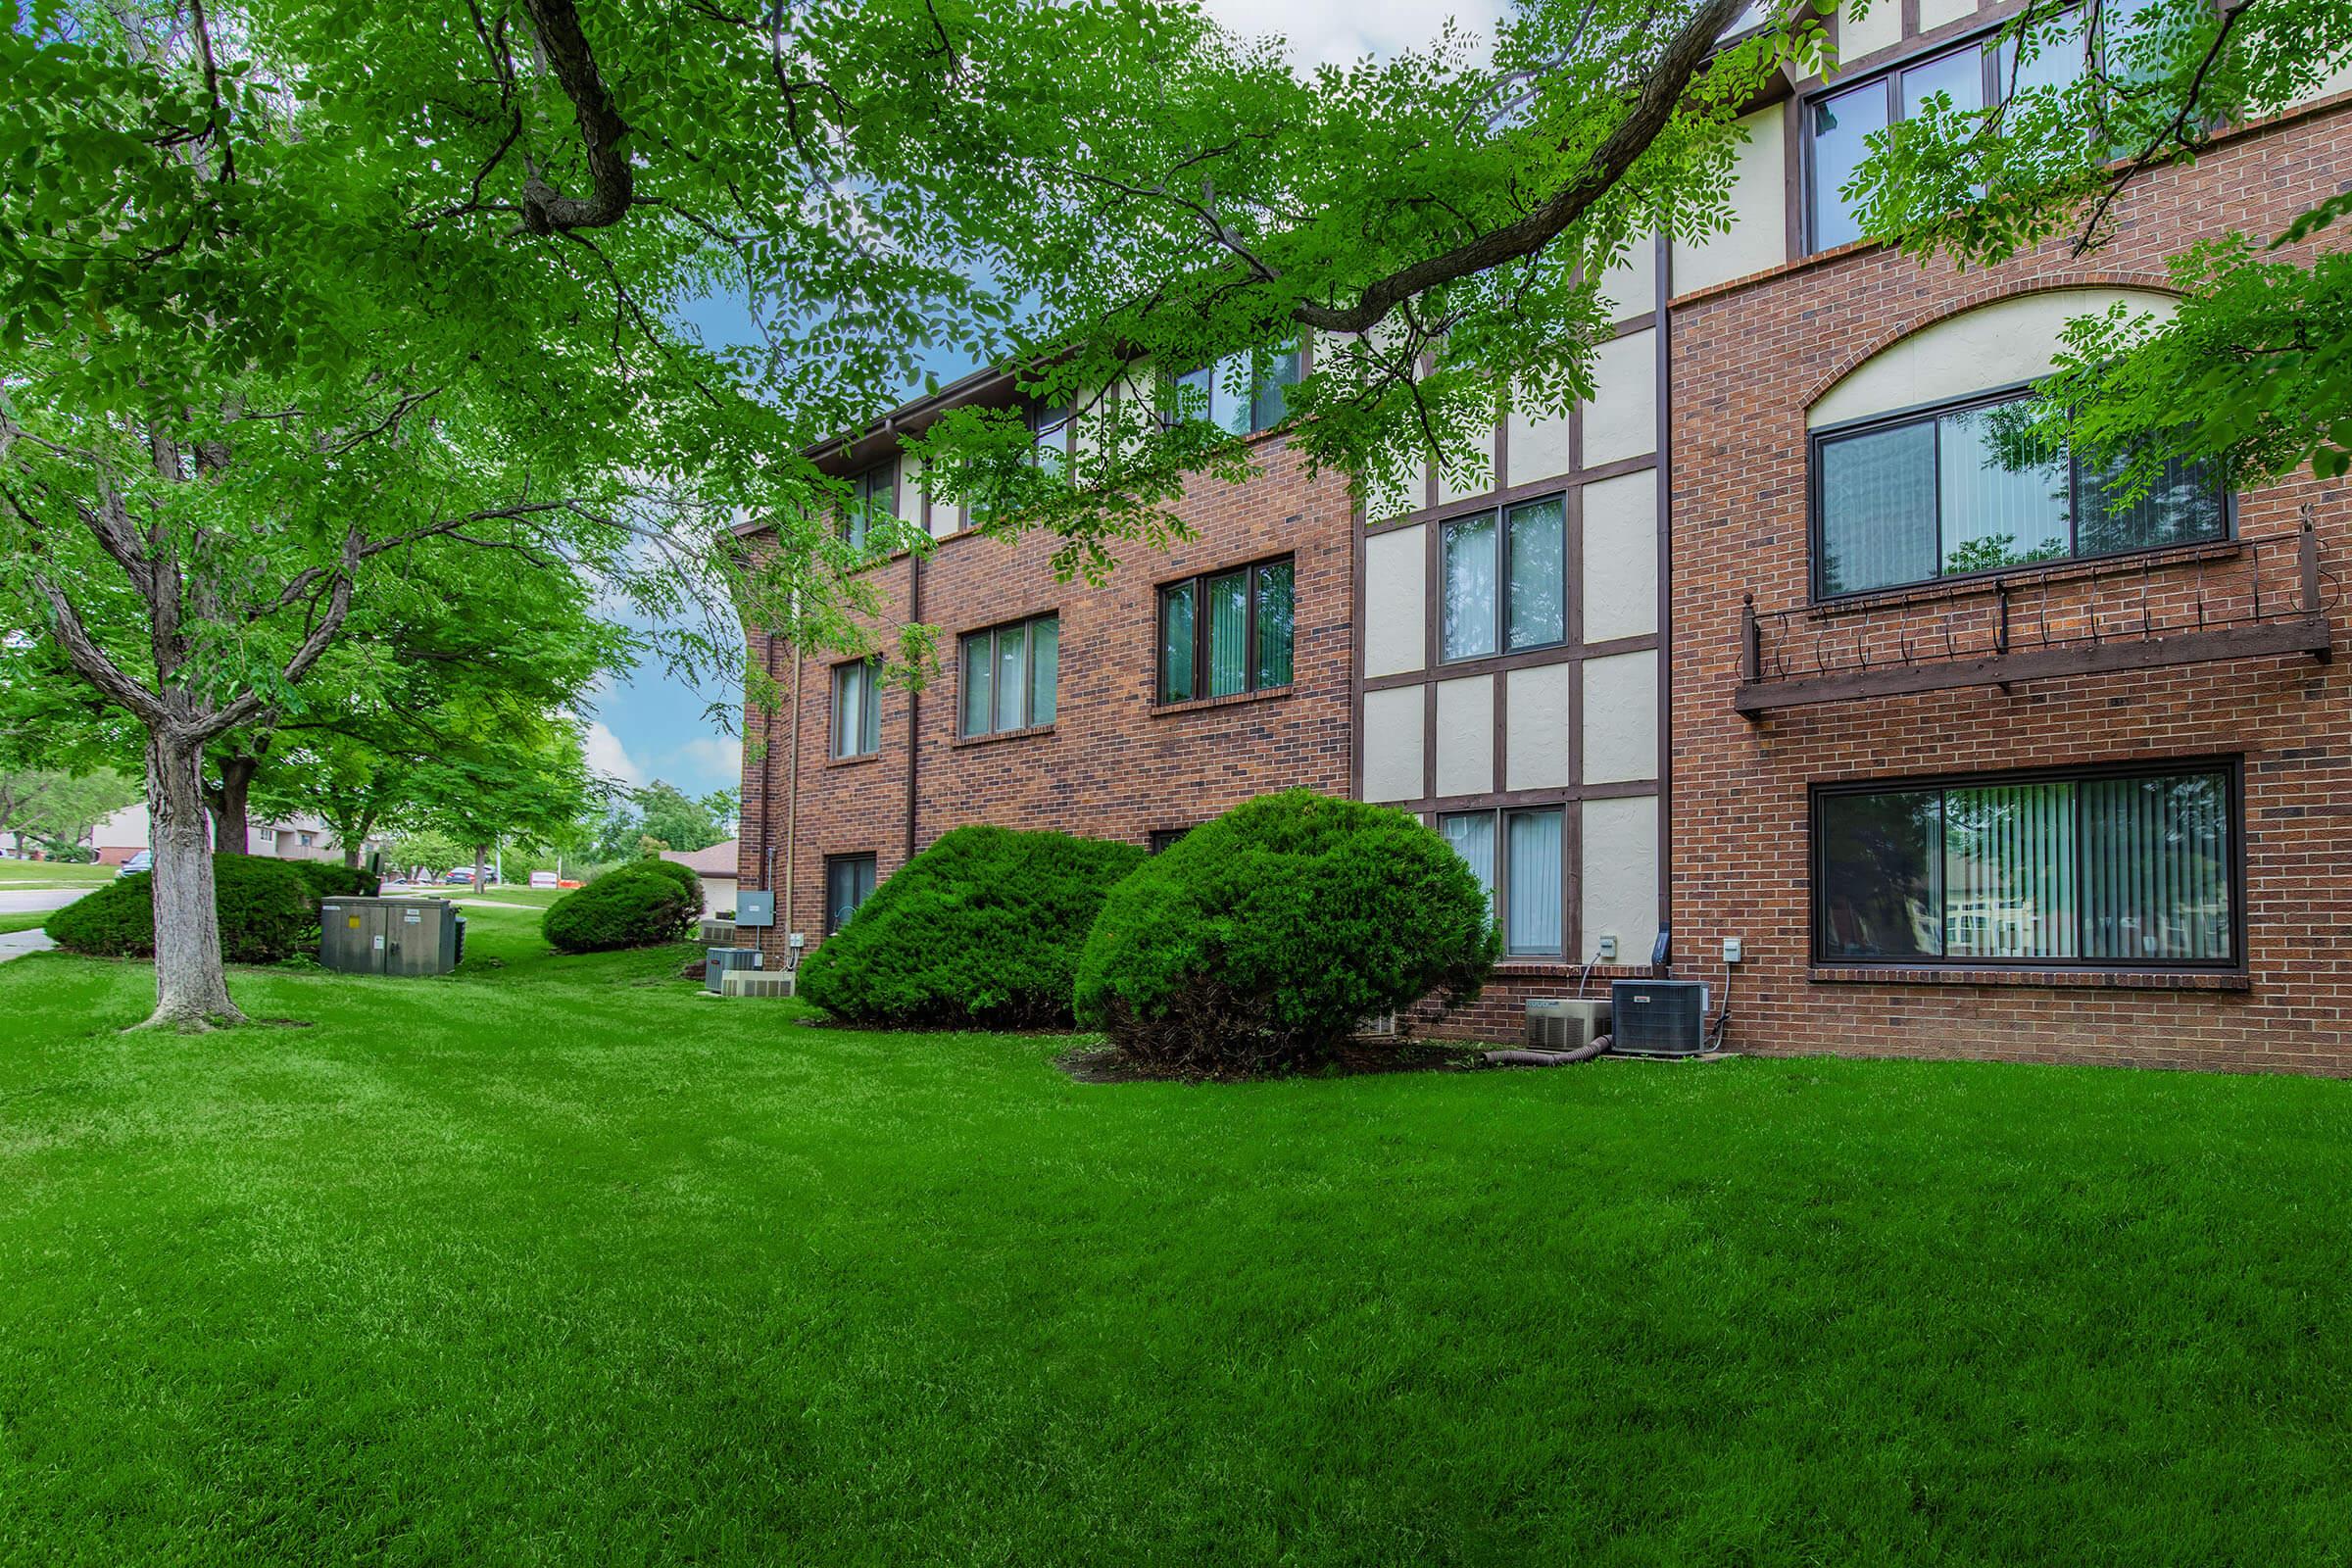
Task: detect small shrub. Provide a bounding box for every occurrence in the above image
[46,856,317,964]
[798,825,1145,1028]
[1073,790,1498,1075]
[287,861,381,901]
[542,860,698,954]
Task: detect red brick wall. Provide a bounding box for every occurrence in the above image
[1667,104,2352,1074]
[739,436,1355,969]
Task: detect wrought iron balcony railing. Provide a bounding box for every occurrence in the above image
[1737,517,2336,715]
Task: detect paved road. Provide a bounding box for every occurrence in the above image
[0,885,93,963]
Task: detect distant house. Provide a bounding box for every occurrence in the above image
[662,839,739,917]
[86,805,389,866]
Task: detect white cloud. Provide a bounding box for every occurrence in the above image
[666,735,745,792]
[1200,0,1503,73]
[581,720,649,789]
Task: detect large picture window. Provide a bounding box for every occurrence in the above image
[825,854,878,935]
[831,658,881,759]
[959,613,1059,737]
[1156,557,1294,703]
[1813,761,2238,969]
[1171,344,1302,435]
[1812,387,2225,598]
[1807,19,2089,251]
[1440,806,1565,957]
[1440,495,1567,662]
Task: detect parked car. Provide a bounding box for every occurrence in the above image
[119,850,152,876]
[442,867,477,885]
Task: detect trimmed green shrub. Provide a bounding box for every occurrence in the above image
[287,861,380,901]
[542,860,699,954]
[798,825,1145,1028]
[1074,790,1499,1074]
[634,856,704,910]
[45,856,317,964]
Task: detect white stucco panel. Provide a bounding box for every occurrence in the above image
[1434,675,1495,798]
[1917,0,1977,31]
[1671,108,1787,296]
[1363,524,1427,677]
[1581,794,1660,963]
[1360,685,1425,804]
[1581,651,1658,784]
[1580,470,1658,643]
[1506,396,1575,488]
[1581,328,1657,466]
[1809,288,2180,428]
[1836,0,1902,61]
[1597,233,1656,319]
[1503,662,1573,790]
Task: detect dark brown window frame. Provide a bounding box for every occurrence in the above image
[957,612,1060,738]
[1155,553,1297,705]
[1438,802,1571,960]
[1802,11,2100,255]
[1807,381,2233,603]
[1438,490,1571,664]
[823,852,878,935]
[830,656,882,759]
[1807,755,2246,973]
[1167,342,1305,436]
[841,459,897,550]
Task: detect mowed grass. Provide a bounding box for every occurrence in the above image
[0,858,117,888]
[2,906,2349,1565]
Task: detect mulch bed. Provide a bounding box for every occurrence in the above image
[1057,1038,1485,1085]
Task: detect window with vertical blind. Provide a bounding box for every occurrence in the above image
[1155,557,1294,704]
[1440,805,1565,957]
[825,854,878,935]
[831,659,881,758]
[1813,761,2238,968]
[1811,386,2226,598]
[1440,495,1567,662]
[1170,343,1303,435]
[958,613,1059,737]
[1807,14,2091,251]
[839,460,895,550]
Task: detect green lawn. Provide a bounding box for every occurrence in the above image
[0,858,117,888]
[0,908,53,935]
[3,906,2349,1565]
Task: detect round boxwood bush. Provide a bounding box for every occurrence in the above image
[636,856,704,910]
[1074,790,1499,1074]
[45,855,317,964]
[798,825,1146,1028]
[542,860,699,954]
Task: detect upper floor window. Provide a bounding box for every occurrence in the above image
[1811,386,2225,599]
[1029,401,1073,478]
[1157,556,1295,703]
[1440,495,1566,662]
[825,853,878,934]
[1440,806,1564,957]
[1815,761,2237,969]
[1807,18,2090,251]
[841,460,895,550]
[1171,344,1302,436]
[832,658,881,759]
[960,613,1059,737]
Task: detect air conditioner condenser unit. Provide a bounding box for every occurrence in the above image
[1608,980,1710,1057]
[1526,998,1610,1052]
[705,946,764,993]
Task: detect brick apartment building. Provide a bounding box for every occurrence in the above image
[741,0,2352,1074]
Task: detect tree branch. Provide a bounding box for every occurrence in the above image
[1290,0,1753,335]
[514,0,635,233]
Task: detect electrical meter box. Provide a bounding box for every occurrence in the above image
[319,898,463,977]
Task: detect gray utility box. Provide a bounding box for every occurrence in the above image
[735,891,775,928]
[320,898,465,977]
[706,946,764,992]
[1526,998,1611,1052]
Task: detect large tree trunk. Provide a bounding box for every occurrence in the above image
[205,753,257,857]
[145,731,244,1029]
[472,843,489,894]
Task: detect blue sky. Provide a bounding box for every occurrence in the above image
[586,0,1501,803]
